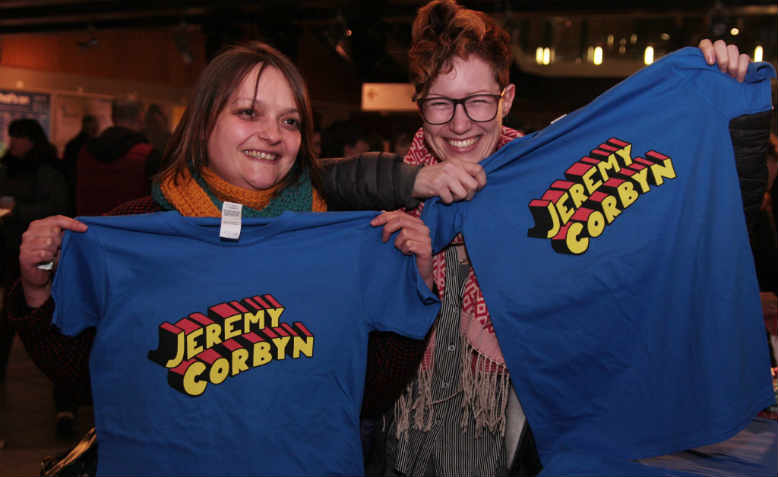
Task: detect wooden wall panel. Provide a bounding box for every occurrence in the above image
[0,29,206,89]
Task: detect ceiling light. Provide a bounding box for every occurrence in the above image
[754,45,764,62]
[644,46,655,65]
[593,46,603,66]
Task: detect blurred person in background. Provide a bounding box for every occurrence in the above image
[321,118,371,158]
[76,99,160,216]
[0,117,71,437]
[62,114,99,214]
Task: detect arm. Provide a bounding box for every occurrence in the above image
[730,111,771,238]
[6,215,90,394]
[321,151,488,211]
[698,39,770,237]
[5,281,93,403]
[361,209,434,418]
[9,198,160,397]
[321,152,420,211]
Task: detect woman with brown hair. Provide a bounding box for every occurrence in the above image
[8,41,474,460]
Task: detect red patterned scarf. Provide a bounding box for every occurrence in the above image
[395,126,522,437]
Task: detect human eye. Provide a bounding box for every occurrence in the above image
[467,95,494,106]
[281,116,301,130]
[236,108,258,120]
[425,98,453,109]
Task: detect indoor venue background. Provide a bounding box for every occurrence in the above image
[0,0,776,156]
[0,1,776,476]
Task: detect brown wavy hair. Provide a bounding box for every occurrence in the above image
[409,0,512,101]
[159,41,321,194]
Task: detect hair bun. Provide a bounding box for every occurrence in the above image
[415,0,459,42]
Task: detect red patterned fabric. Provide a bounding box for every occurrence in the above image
[403,126,522,370]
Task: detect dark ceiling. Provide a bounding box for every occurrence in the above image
[0,0,774,35]
[1,0,773,129]
[1,1,774,87]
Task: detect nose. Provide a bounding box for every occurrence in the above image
[449,103,471,134]
[257,118,281,143]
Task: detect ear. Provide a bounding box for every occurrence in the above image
[501,83,516,118]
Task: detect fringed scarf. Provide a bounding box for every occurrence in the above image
[394,126,522,439]
[152,166,327,217]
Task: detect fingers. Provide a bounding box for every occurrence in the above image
[703,39,750,82]
[713,39,729,72]
[412,159,487,203]
[31,215,88,233]
[373,210,427,243]
[698,38,714,64]
[736,52,750,82]
[464,160,488,191]
[377,209,434,289]
[19,215,86,279]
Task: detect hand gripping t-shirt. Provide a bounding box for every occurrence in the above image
[51,210,440,477]
[421,48,776,475]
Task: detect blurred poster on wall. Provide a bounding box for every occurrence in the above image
[0,89,51,156]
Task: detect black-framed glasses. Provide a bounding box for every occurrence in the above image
[418,89,505,125]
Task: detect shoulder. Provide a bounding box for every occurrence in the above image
[106,196,162,216]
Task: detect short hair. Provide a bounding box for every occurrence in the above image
[111,99,143,124]
[160,41,321,193]
[8,118,48,146]
[408,0,512,101]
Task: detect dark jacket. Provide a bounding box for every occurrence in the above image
[0,143,69,284]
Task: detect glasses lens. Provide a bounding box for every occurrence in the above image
[464,95,499,122]
[421,98,454,124]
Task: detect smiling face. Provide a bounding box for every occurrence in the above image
[422,55,515,164]
[207,64,301,190]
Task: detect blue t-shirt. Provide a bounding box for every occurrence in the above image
[421,48,776,474]
[52,210,440,477]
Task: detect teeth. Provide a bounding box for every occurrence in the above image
[448,137,476,148]
[244,150,278,160]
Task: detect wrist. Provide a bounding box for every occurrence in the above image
[22,281,52,309]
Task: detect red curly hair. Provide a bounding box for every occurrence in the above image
[409,0,512,101]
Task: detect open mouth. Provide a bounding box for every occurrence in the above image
[447,137,477,149]
[243,150,279,161]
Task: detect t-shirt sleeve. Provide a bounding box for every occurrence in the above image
[359,226,440,339]
[51,227,107,335]
[685,48,776,119]
[419,198,465,253]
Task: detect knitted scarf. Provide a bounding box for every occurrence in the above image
[152,165,327,217]
[395,126,522,438]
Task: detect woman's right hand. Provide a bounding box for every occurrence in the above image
[19,215,87,308]
[412,157,487,203]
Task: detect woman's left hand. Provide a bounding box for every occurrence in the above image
[371,210,433,290]
[698,39,751,82]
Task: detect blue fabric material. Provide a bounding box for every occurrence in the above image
[51,210,440,477]
[421,48,776,473]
